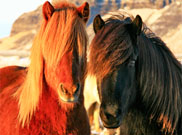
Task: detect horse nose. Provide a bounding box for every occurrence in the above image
[58,83,81,102]
[100,104,121,125]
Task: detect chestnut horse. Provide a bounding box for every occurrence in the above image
[89,14,182,135]
[0,1,90,134]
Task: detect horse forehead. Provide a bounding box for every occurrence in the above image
[60,51,73,68]
[57,51,78,82]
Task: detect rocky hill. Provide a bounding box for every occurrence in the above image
[87,1,182,55]
[10,6,42,36]
[132,1,182,54]
[0,0,181,67]
[8,0,180,38]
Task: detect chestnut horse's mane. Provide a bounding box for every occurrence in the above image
[14,1,88,127]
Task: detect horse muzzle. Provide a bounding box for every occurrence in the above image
[58,83,81,103]
[100,104,122,128]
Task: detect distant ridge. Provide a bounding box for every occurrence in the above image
[0,0,181,55]
[10,0,177,37]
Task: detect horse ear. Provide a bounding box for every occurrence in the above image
[132,15,142,35]
[93,15,105,33]
[77,2,90,23]
[42,1,55,21]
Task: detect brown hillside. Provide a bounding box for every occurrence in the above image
[0,0,181,67]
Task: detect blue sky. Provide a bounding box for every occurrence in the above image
[0,0,49,39]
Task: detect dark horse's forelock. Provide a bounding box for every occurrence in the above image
[89,16,134,79]
[89,14,182,134]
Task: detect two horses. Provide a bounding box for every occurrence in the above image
[88,14,182,135]
[1,1,181,134]
[0,1,90,134]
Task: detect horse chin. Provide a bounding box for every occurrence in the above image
[101,117,122,129]
[60,96,79,103]
[102,120,121,129]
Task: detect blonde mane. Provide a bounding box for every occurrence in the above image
[14,1,88,127]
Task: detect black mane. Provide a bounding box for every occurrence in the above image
[137,25,182,133]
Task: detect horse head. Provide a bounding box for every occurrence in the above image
[16,1,89,126]
[89,14,142,128]
[42,1,89,103]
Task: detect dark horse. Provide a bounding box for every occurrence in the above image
[88,14,182,135]
[0,1,90,134]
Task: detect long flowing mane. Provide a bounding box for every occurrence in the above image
[14,1,88,127]
[89,13,182,133]
[137,25,182,133]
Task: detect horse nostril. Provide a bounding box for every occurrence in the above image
[60,84,68,95]
[105,112,116,120]
[74,83,80,95]
[58,83,80,102]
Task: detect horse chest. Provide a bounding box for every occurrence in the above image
[19,93,90,135]
[19,103,68,134]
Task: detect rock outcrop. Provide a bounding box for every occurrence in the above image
[10,6,42,36]
[0,0,181,67]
